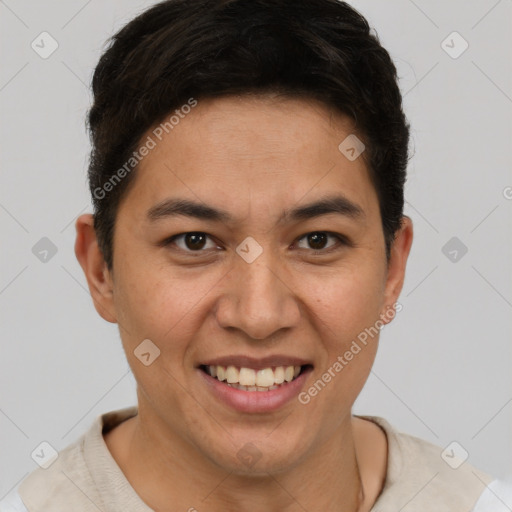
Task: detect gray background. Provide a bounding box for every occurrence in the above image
[1,0,511,499]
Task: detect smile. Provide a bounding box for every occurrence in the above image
[200,364,307,391]
[198,362,313,413]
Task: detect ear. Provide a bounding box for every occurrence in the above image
[380,215,413,324]
[74,213,117,323]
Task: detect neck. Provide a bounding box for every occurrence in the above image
[105,401,367,512]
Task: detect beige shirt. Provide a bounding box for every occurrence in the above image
[13,406,493,511]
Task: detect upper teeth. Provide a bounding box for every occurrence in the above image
[207,365,301,387]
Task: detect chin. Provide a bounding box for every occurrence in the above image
[202,432,308,476]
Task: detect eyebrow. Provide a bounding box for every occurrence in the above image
[146,195,365,225]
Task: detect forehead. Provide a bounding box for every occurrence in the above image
[118,95,378,224]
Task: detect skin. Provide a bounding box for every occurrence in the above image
[75,94,413,512]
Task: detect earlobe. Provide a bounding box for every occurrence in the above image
[380,216,413,324]
[74,213,118,323]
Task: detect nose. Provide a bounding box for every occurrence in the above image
[214,251,301,340]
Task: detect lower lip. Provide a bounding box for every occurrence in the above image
[198,367,312,413]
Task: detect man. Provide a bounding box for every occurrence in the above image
[1,0,508,510]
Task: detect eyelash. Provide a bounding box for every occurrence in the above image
[161,231,350,256]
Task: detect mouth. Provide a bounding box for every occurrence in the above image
[199,363,313,391]
[197,359,314,413]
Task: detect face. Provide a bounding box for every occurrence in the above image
[77,94,412,475]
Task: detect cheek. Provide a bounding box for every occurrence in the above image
[300,270,384,414]
[308,263,385,343]
[112,267,197,405]
[112,256,220,352]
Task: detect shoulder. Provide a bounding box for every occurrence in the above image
[14,434,95,511]
[9,406,138,512]
[355,415,495,512]
[0,441,85,512]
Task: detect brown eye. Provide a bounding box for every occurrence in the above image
[165,232,218,252]
[296,231,346,252]
[307,232,328,250]
[183,233,207,250]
